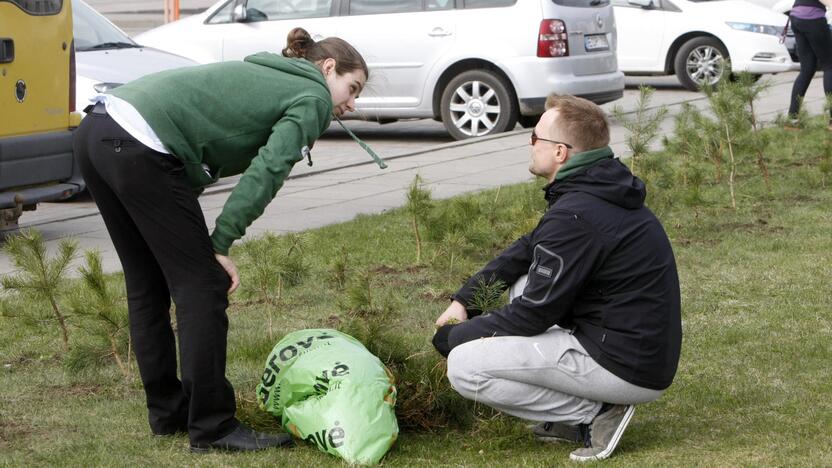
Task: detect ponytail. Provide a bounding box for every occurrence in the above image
[282,27,369,79]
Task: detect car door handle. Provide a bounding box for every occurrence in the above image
[0,38,14,64]
[428,27,452,37]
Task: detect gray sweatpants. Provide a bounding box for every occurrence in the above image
[446,326,664,425]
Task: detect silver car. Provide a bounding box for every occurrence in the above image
[136,0,625,140]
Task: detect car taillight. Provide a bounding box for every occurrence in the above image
[69,39,76,112]
[538,19,569,58]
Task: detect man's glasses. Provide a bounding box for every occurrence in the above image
[531,130,573,149]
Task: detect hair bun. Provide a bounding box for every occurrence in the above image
[282,27,315,58]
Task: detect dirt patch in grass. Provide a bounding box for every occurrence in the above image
[0,419,38,449]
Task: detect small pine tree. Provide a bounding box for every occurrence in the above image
[1,230,77,351]
[329,244,350,290]
[468,275,507,314]
[733,73,772,188]
[237,232,309,338]
[70,250,131,377]
[341,269,374,316]
[405,175,433,263]
[612,86,669,174]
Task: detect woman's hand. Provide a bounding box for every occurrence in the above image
[214,253,240,294]
[435,300,468,327]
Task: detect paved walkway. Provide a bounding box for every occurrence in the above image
[0,72,827,276]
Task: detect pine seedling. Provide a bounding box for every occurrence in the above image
[663,103,709,206]
[612,86,669,174]
[405,174,433,263]
[1,230,77,351]
[704,80,754,208]
[733,73,772,187]
[468,275,508,314]
[340,269,375,316]
[70,250,131,377]
[237,233,308,338]
[328,244,350,290]
[439,230,469,278]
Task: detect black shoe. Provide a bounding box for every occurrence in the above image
[190,423,294,453]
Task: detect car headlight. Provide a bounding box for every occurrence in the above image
[726,22,783,36]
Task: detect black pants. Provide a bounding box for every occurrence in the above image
[788,16,832,118]
[73,109,238,444]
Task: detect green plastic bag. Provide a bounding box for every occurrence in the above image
[256,329,398,465]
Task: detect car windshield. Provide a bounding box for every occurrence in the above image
[73,0,139,51]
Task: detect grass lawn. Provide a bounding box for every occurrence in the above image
[1,120,831,466]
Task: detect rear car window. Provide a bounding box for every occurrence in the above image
[2,0,62,15]
[463,0,516,8]
[349,0,421,15]
[551,0,610,6]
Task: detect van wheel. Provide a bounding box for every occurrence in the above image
[674,37,730,91]
[440,70,518,140]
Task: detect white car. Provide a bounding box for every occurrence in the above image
[73,0,197,109]
[613,0,794,90]
[135,0,625,140]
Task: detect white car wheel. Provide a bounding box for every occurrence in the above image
[440,70,518,140]
[674,37,730,91]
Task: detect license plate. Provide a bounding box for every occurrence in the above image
[585,34,609,52]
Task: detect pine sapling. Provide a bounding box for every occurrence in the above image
[1,230,77,350]
[704,80,752,208]
[405,175,433,263]
[468,275,507,314]
[329,244,350,290]
[70,250,131,377]
[238,233,309,338]
[734,73,772,187]
[611,85,669,174]
[341,269,374,316]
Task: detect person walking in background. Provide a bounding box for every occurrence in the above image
[73,28,373,453]
[786,0,832,129]
[432,95,681,462]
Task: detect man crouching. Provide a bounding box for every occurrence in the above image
[432,94,681,462]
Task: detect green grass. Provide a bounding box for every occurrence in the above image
[2,122,831,466]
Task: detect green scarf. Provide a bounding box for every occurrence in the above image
[554,146,614,181]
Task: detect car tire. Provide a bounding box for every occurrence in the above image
[440,70,518,140]
[674,37,730,91]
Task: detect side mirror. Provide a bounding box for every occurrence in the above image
[627,0,655,8]
[232,3,248,22]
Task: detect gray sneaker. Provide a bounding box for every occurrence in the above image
[531,421,585,443]
[569,404,635,462]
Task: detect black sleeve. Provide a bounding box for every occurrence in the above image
[432,323,457,357]
[446,211,604,351]
[452,233,533,316]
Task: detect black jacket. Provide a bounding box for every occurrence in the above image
[438,157,681,390]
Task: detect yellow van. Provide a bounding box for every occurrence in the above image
[0,0,84,234]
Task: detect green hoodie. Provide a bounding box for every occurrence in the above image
[110,53,333,255]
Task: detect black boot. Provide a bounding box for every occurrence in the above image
[190,423,294,453]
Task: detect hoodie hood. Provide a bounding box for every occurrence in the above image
[545,156,646,210]
[244,53,330,96]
